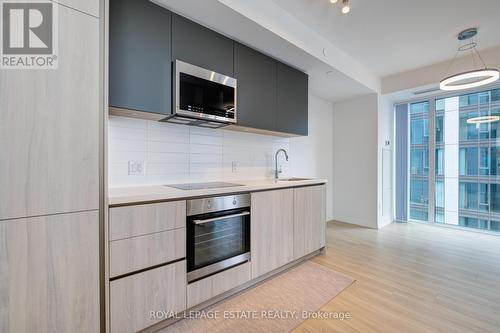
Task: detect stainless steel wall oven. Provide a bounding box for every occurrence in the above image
[186,194,250,283]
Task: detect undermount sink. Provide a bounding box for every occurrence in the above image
[277,177,312,182]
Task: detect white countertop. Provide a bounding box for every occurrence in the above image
[108,178,327,206]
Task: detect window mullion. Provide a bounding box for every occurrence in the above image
[429,98,436,223]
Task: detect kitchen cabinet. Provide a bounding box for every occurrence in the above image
[110,260,187,333]
[293,185,326,259]
[276,62,309,135]
[0,211,100,333]
[109,0,172,116]
[172,13,234,77]
[110,228,186,278]
[109,200,186,241]
[251,189,294,278]
[234,43,277,131]
[187,262,251,308]
[56,0,99,17]
[0,3,99,220]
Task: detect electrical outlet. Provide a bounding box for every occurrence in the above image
[231,161,238,173]
[128,160,145,176]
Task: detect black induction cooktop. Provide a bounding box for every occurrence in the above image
[165,182,244,191]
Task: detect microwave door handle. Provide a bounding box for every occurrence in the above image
[193,211,250,225]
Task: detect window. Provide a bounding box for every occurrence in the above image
[400,87,500,233]
[409,101,429,222]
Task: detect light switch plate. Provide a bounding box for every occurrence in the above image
[128,160,145,176]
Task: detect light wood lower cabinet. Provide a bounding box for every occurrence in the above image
[293,185,326,259]
[110,260,187,333]
[251,189,294,278]
[187,262,251,308]
[0,211,100,333]
[109,228,186,278]
[109,200,185,241]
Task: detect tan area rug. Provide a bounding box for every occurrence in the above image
[159,260,355,333]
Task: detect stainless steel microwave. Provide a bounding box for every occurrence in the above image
[164,60,237,128]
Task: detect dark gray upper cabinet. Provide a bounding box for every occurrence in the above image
[234,43,277,131]
[172,14,234,77]
[276,63,309,136]
[109,0,171,115]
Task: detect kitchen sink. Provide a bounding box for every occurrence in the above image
[277,177,312,182]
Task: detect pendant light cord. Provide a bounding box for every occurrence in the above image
[474,47,488,69]
[443,49,460,78]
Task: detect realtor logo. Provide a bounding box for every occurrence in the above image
[1,0,58,69]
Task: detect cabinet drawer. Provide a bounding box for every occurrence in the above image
[109,200,185,240]
[187,262,251,308]
[110,260,187,333]
[110,228,186,278]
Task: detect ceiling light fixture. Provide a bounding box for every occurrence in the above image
[341,0,350,14]
[440,28,499,91]
[330,0,350,14]
[466,115,500,128]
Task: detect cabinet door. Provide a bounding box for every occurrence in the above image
[294,185,326,259]
[234,43,276,131]
[110,261,187,333]
[251,189,294,278]
[276,62,309,136]
[109,0,172,115]
[0,211,100,333]
[0,3,99,220]
[172,14,234,77]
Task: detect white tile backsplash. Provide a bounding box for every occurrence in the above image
[108,116,290,187]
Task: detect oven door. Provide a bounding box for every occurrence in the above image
[187,207,250,283]
[175,60,237,124]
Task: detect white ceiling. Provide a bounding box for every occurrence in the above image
[153,0,374,102]
[271,0,500,77]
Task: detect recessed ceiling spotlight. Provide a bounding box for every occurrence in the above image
[329,0,351,13]
[341,0,350,14]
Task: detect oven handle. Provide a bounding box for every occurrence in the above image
[193,211,250,225]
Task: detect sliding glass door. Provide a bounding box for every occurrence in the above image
[400,87,500,233]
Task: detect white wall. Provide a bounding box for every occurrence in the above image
[377,95,394,229]
[290,95,334,220]
[108,116,291,187]
[332,94,379,228]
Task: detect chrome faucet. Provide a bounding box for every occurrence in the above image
[274,149,289,180]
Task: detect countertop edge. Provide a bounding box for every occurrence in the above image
[108,179,327,207]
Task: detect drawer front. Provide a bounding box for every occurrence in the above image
[109,200,185,241]
[110,260,187,333]
[187,262,251,308]
[110,228,186,278]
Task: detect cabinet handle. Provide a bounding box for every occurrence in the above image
[193,211,250,225]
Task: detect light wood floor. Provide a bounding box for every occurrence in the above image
[295,221,500,333]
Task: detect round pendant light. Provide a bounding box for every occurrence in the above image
[466,115,500,125]
[440,28,499,91]
[440,69,500,91]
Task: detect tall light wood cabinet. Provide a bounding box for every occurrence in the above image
[293,185,326,259]
[0,212,100,333]
[0,3,99,221]
[251,189,294,278]
[0,2,101,333]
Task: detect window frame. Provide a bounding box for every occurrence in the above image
[396,83,500,234]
